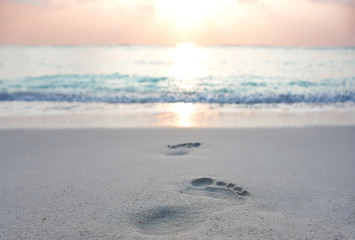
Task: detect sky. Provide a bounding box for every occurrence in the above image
[0,0,354,46]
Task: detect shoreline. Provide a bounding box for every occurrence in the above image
[1,102,355,129]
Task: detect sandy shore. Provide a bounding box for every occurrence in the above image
[0,127,354,239]
[1,102,355,129]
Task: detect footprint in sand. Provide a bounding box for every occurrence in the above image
[130,205,201,236]
[166,142,201,156]
[181,177,250,202]
[131,177,249,236]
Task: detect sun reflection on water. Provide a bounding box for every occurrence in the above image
[163,43,209,127]
[170,43,206,89]
[169,102,196,127]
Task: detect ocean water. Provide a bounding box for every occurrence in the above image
[0,45,354,104]
[0,45,354,127]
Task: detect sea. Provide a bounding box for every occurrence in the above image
[0,45,354,127]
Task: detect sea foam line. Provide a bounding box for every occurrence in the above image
[0,91,354,104]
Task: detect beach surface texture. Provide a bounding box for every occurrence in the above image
[1,127,354,239]
[1,45,354,239]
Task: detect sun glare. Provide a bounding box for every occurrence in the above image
[170,43,206,85]
[154,0,220,27]
[170,103,196,127]
[163,43,208,127]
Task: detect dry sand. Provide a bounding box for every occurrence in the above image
[0,127,354,239]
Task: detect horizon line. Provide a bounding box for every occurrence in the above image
[0,43,355,48]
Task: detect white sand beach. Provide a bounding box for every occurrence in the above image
[0,127,354,239]
[1,6,355,239]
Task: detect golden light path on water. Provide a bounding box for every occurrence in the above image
[170,43,206,86]
[165,102,197,127]
[168,43,207,127]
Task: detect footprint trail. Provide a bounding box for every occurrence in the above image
[166,142,201,156]
[168,142,201,149]
[130,205,199,235]
[130,177,250,236]
[182,177,250,201]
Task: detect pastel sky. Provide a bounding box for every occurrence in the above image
[0,0,354,46]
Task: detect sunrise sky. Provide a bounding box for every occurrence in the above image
[0,0,354,46]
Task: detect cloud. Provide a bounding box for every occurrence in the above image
[140,3,156,13]
[10,0,48,6]
[310,0,355,5]
[1,0,354,45]
[6,0,134,8]
[5,0,68,8]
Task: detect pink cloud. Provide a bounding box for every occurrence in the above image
[310,0,355,5]
[0,0,354,46]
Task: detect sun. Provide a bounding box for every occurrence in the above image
[154,0,221,27]
[170,43,206,81]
